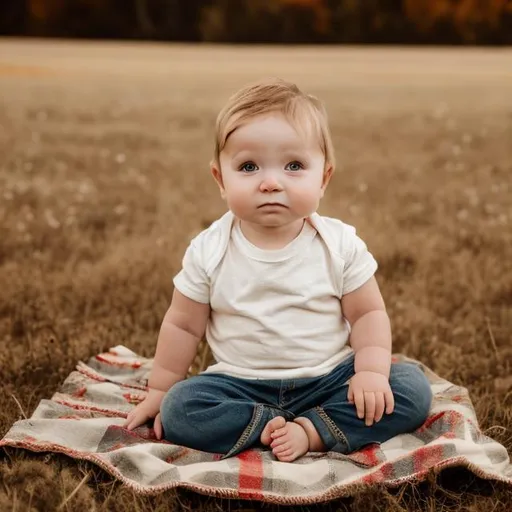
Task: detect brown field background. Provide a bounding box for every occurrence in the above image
[0,39,511,511]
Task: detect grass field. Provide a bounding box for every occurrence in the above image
[0,39,511,511]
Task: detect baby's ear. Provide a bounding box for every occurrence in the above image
[321,164,333,193]
[211,163,226,199]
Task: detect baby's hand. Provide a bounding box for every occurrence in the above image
[123,388,165,439]
[347,371,395,426]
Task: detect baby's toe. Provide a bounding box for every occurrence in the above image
[260,416,287,445]
[276,449,298,462]
[270,436,288,449]
[272,442,290,455]
[270,426,288,439]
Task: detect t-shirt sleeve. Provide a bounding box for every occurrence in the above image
[173,238,210,304]
[341,226,378,295]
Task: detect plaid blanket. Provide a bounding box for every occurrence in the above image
[1,346,511,504]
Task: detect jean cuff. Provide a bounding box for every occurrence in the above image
[300,406,351,453]
[221,404,291,459]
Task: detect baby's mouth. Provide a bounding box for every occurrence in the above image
[258,203,287,208]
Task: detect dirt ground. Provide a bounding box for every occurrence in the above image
[0,39,511,511]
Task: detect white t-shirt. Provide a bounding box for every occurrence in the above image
[173,212,378,380]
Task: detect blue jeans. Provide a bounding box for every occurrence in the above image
[160,354,432,459]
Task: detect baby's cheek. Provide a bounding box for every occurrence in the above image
[294,188,322,211]
[227,193,250,215]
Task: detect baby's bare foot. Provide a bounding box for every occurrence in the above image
[260,416,286,446]
[270,421,309,462]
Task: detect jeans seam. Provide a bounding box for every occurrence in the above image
[224,403,265,458]
[315,406,350,451]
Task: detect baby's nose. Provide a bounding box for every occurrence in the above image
[259,175,282,192]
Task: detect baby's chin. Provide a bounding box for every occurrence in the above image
[251,216,303,228]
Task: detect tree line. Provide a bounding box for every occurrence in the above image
[1,0,511,44]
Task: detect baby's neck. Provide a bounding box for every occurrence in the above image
[239,218,306,250]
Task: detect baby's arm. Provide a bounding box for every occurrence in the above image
[149,288,210,391]
[341,276,393,425]
[124,288,210,433]
[342,276,391,377]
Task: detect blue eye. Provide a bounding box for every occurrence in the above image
[240,162,258,173]
[286,161,303,172]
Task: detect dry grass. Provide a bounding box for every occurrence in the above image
[0,40,511,511]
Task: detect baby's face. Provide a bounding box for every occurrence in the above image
[214,113,331,229]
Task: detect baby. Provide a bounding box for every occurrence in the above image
[124,78,432,462]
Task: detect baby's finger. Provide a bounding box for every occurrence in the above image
[154,413,163,440]
[374,392,385,422]
[126,413,147,431]
[123,412,135,429]
[364,392,376,426]
[354,389,365,420]
[122,413,132,427]
[347,385,354,403]
[385,390,395,414]
[271,427,287,439]
[125,418,139,431]
[270,436,288,449]
[273,443,290,455]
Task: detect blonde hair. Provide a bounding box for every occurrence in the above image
[213,78,335,170]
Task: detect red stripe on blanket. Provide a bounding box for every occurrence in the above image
[95,354,141,368]
[415,411,445,432]
[361,463,394,484]
[53,399,125,418]
[237,450,264,500]
[413,444,445,473]
[348,443,381,467]
[76,365,107,382]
